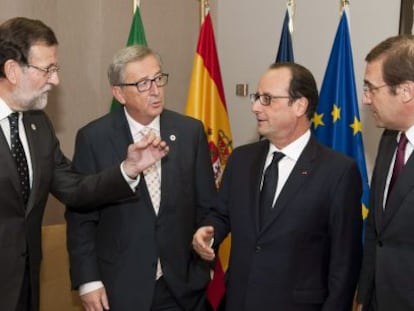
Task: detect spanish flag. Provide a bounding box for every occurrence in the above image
[185,12,232,310]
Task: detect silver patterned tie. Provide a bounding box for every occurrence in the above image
[140,127,161,214]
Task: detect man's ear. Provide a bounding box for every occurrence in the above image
[399,81,414,103]
[294,97,308,117]
[3,59,19,84]
[112,86,126,105]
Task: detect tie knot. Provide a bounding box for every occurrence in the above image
[8,112,20,133]
[272,151,285,163]
[398,132,408,151]
[8,112,19,123]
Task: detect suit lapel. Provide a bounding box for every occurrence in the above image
[374,131,398,231]
[382,143,414,230]
[158,111,178,218]
[22,113,42,215]
[252,142,270,233]
[109,109,134,161]
[0,123,24,209]
[259,137,317,234]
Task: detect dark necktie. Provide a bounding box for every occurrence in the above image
[8,112,30,204]
[387,132,408,204]
[260,151,285,227]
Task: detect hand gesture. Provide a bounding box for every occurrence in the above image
[192,226,216,261]
[123,131,169,178]
[80,287,109,311]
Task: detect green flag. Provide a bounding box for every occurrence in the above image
[110,5,148,111]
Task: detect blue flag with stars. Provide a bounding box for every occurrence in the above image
[312,11,369,222]
[275,9,294,63]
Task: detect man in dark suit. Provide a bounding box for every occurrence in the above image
[357,35,414,311]
[0,17,169,311]
[65,45,216,311]
[193,62,363,311]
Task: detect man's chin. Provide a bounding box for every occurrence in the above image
[30,95,48,110]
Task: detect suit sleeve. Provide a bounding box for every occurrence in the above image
[47,116,134,209]
[193,121,218,225]
[65,129,104,288]
[356,135,386,306]
[322,160,363,311]
[202,150,235,246]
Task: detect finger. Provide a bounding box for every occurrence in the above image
[101,291,110,310]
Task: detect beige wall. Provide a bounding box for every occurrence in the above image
[217,1,400,177]
[0,0,215,224]
[0,1,402,224]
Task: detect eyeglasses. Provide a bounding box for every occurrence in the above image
[249,93,290,106]
[116,73,169,92]
[362,83,388,95]
[26,64,60,77]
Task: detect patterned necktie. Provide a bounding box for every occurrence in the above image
[140,127,161,214]
[387,132,408,204]
[260,151,285,227]
[8,112,30,204]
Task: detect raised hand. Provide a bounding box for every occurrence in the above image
[122,131,169,178]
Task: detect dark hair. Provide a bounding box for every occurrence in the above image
[0,17,58,78]
[269,62,319,119]
[366,35,414,94]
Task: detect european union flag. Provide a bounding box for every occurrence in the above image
[312,11,369,222]
[275,10,294,63]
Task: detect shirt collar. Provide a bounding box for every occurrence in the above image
[123,108,161,141]
[0,97,14,121]
[268,129,311,161]
[403,126,414,147]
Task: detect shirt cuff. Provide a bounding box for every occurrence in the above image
[120,162,140,190]
[79,281,104,296]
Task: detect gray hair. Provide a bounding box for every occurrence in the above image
[107,45,162,85]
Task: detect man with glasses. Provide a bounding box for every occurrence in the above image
[0,17,169,311]
[357,35,414,311]
[193,62,362,311]
[66,45,216,311]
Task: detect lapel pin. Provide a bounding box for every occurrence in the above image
[170,134,176,141]
[31,124,36,131]
[301,171,308,175]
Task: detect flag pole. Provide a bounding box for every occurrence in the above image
[340,0,349,14]
[287,0,296,36]
[200,0,209,26]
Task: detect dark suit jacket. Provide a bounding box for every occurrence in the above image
[66,109,216,311]
[205,136,362,311]
[0,110,135,311]
[358,130,414,311]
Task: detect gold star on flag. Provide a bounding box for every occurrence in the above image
[350,116,363,135]
[312,112,324,129]
[331,104,341,123]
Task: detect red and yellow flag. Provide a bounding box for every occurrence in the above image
[186,12,232,310]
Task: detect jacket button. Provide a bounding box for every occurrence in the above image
[255,245,261,253]
[377,240,383,247]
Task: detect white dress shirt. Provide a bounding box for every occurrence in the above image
[262,130,311,207]
[383,127,414,209]
[0,98,33,187]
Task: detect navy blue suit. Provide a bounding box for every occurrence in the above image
[0,110,134,311]
[358,130,414,310]
[66,109,216,311]
[205,136,362,311]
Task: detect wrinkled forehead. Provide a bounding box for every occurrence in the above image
[27,43,58,62]
[258,67,291,92]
